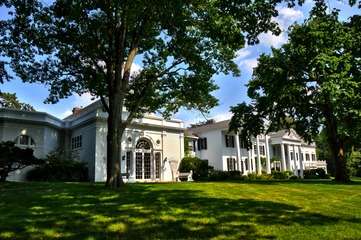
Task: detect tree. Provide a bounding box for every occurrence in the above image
[0,92,35,111]
[0,141,41,182]
[230,5,361,182]
[1,0,311,187]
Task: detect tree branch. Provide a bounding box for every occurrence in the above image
[100,95,110,113]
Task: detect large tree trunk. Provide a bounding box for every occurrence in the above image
[105,92,125,188]
[323,103,350,183]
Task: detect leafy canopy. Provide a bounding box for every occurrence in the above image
[230,8,361,149]
[0,0,309,119]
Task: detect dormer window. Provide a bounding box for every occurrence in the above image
[15,135,35,147]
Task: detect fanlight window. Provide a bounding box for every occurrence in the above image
[136,139,151,150]
[15,135,35,146]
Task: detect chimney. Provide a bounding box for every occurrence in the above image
[72,107,82,115]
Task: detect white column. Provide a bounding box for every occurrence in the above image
[256,135,262,175]
[242,159,246,175]
[265,135,271,174]
[280,143,286,171]
[286,144,292,171]
[251,143,256,173]
[292,145,297,175]
[247,150,252,174]
[299,146,304,178]
[235,133,242,172]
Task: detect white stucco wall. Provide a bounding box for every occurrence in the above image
[195,130,223,170]
[69,122,97,181]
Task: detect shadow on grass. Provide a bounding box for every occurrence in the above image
[205,179,361,185]
[0,182,360,239]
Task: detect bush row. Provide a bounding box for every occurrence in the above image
[27,152,88,182]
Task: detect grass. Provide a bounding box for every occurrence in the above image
[1,180,361,239]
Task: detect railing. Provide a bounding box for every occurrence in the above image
[304,160,327,169]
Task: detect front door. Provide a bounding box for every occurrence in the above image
[135,152,152,180]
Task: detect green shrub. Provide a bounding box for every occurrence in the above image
[178,156,209,181]
[27,151,88,181]
[247,173,258,180]
[304,168,330,179]
[208,170,242,181]
[271,171,292,180]
[247,173,273,180]
[289,175,299,180]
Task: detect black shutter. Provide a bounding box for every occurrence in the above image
[204,138,207,149]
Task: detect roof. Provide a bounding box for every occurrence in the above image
[188,119,231,134]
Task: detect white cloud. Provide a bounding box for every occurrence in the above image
[131,63,142,75]
[212,111,233,122]
[60,92,97,119]
[258,7,303,48]
[259,32,288,48]
[238,58,259,73]
[278,7,304,25]
[234,48,252,63]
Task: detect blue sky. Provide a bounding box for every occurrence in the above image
[0,0,359,125]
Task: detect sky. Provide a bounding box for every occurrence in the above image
[0,0,359,125]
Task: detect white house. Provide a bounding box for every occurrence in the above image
[0,101,185,182]
[186,120,327,177]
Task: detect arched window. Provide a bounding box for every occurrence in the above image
[136,139,152,150]
[15,135,36,147]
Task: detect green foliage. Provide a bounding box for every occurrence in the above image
[230,5,361,182]
[178,156,209,181]
[27,151,88,182]
[271,171,293,180]
[208,170,243,181]
[0,92,35,111]
[289,175,299,180]
[0,141,41,181]
[0,0,301,115]
[348,151,361,177]
[303,168,330,179]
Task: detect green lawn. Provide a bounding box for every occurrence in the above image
[1,181,361,240]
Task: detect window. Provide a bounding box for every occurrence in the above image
[192,140,197,152]
[311,154,316,161]
[225,135,235,148]
[259,146,265,155]
[296,153,299,161]
[197,138,207,150]
[240,136,247,149]
[126,151,132,174]
[227,158,237,171]
[15,135,35,146]
[155,152,161,179]
[254,145,258,154]
[71,135,82,150]
[305,153,310,161]
[136,139,151,149]
[290,152,294,161]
